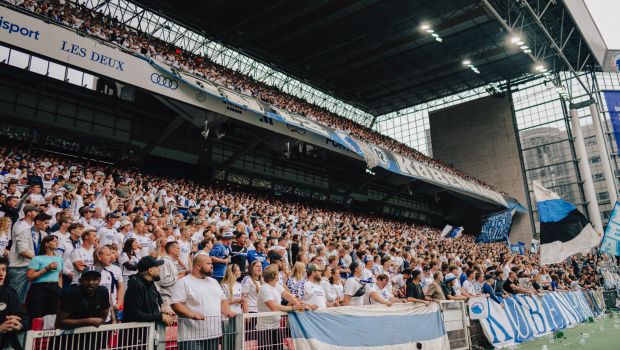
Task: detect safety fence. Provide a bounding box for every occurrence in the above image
[24,301,470,350]
[24,322,156,350]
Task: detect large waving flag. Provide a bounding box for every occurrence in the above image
[476,207,516,243]
[533,181,602,265]
[441,225,463,239]
[600,201,620,257]
[288,303,449,350]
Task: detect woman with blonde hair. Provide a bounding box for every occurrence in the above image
[0,217,11,257]
[221,263,246,349]
[288,261,306,298]
[221,264,247,314]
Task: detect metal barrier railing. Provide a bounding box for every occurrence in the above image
[24,301,471,350]
[243,311,292,350]
[440,301,471,350]
[24,322,156,350]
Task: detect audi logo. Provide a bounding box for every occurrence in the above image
[150,73,178,90]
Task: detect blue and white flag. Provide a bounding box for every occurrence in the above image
[534,181,602,265]
[441,225,463,239]
[509,241,526,255]
[288,303,449,350]
[600,201,620,257]
[476,207,516,243]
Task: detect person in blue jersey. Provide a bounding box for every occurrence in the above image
[247,239,269,270]
[482,274,504,308]
[210,231,234,282]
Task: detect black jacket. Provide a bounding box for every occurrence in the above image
[0,285,29,350]
[123,274,163,323]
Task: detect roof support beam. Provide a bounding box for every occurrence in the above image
[219,140,260,170]
[137,116,185,159]
[343,176,378,197]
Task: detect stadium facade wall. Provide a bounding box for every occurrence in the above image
[429,95,533,246]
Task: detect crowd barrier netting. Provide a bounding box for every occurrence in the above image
[476,289,606,349]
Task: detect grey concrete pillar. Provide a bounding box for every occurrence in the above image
[569,108,604,233]
[589,102,618,206]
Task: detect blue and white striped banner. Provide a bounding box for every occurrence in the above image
[288,303,449,350]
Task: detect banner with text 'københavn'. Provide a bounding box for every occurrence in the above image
[478,290,605,348]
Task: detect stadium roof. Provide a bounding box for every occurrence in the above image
[128,0,595,118]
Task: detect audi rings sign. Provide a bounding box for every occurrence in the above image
[0,5,509,208]
[150,73,178,90]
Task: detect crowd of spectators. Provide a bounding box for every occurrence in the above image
[4,0,508,195]
[0,143,609,348]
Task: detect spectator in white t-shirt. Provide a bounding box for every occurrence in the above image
[461,269,477,297]
[119,238,142,284]
[343,262,366,306]
[368,274,403,306]
[70,228,97,285]
[97,213,122,249]
[256,265,304,350]
[241,260,263,314]
[171,255,236,349]
[300,264,327,309]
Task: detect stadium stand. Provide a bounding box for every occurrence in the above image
[0,1,618,350]
[2,0,507,195]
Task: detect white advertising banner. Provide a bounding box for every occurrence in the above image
[0,5,508,207]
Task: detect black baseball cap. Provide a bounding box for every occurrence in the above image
[137,256,164,272]
[80,269,101,280]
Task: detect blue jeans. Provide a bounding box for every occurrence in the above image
[8,266,29,304]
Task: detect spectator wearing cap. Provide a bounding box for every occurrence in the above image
[482,274,504,308]
[26,234,63,318]
[12,205,39,241]
[70,228,97,285]
[171,254,237,349]
[230,231,248,278]
[425,271,447,301]
[8,211,50,304]
[210,231,234,282]
[0,257,29,350]
[300,264,328,309]
[78,206,96,230]
[97,212,122,249]
[55,269,110,349]
[443,273,468,301]
[124,256,174,326]
[362,254,376,284]
[56,269,110,329]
